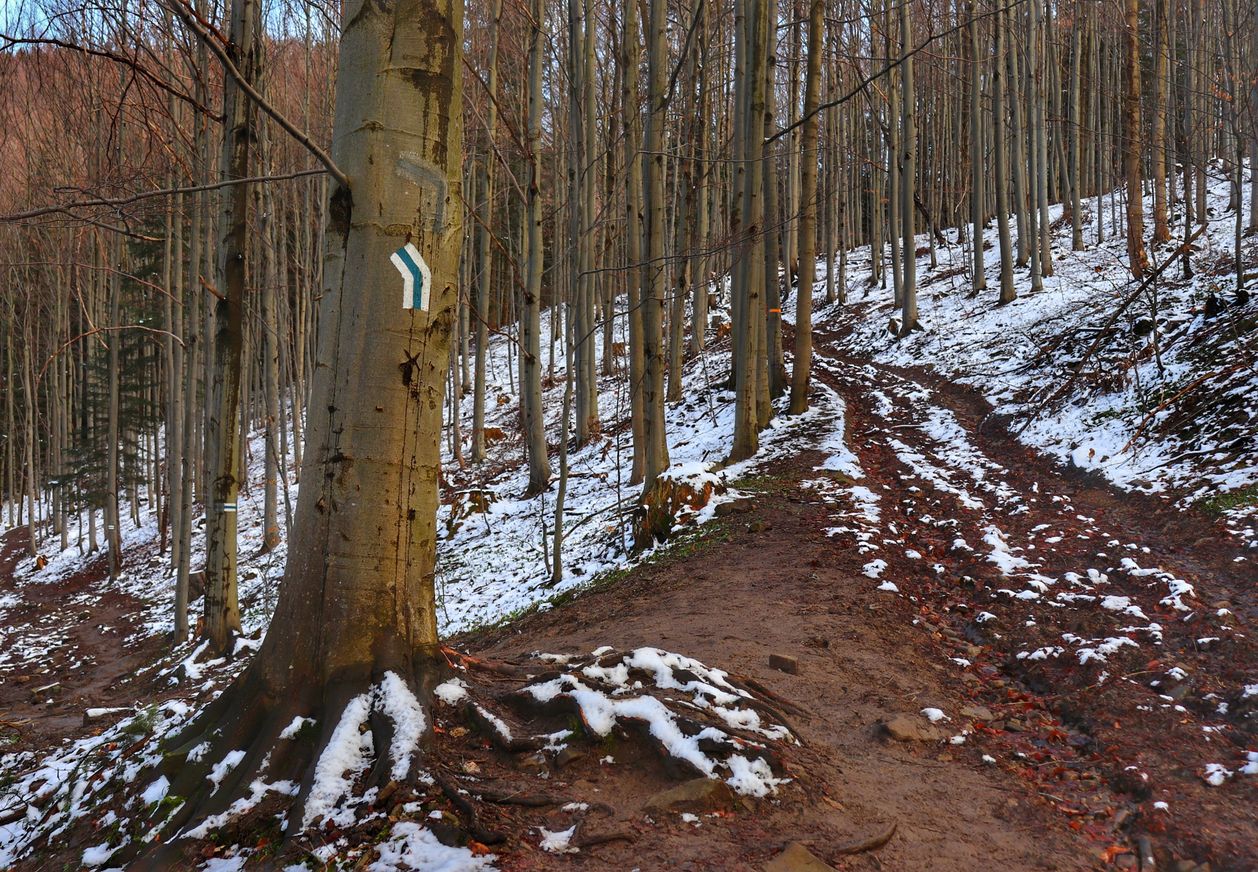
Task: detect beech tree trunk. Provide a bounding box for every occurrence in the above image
[155,0,465,844]
[898,0,918,336]
[1151,0,1171,244]
[622,0,647,484]
[1123,0,1149,277]
[642,0,671,487]
[203,0,259,652]
[993,0,1016,303]
[968,0,987,293]
[471,0,503,464]
[789,0,822,415]
[523,0,550,495]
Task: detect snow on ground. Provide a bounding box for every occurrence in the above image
[2,162,1253,866]
[0,275,841,867]
[774,167,1257,793]
[805,161,1257,548]
[435,300,850,632]
[6,422,289,657]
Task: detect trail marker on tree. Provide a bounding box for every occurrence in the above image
[391,242,431,311]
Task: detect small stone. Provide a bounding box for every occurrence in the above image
[763,842,836,872]
[715,497,755,517]
[1166,682,1192,702]
[960,705,994,721]
[642,777,736,813]
[554,746,586,769]
[882,715,944,743]
[748,520,768,533]
[769,654,799,675]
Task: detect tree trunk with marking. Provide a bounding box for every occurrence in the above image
[203,0,258,652]
[148,0,464,850]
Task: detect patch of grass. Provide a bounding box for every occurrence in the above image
[1196,484,1258,517]
[0,725,20,748]
[121,704,159,739]
[728,472,791,494]
[1088,406,1129,425]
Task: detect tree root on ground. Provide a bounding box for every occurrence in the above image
[3,645,797,868]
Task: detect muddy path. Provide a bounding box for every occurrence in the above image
[1,339,1252,870]
[458,336,1254,870]
[0,528,167,754]
[803,333,1255,864]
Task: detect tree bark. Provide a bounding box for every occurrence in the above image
[523,0,550,495]
[993,0,1016,303]
[203,0,259,652]
[898,0,918,336]
[155,0,465,843]
[642,0,671,487]
[789,0,823,415]
[471,0,503,464]
[1123,0,1149,277]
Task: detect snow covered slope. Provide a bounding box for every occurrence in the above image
[809,162,1256,547]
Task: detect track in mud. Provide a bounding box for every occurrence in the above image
[807,334,1256,866]
[469,338,1254,870]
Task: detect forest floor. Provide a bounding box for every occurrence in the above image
[2,175,1254,870]
[3,331,1252,870]
[455,334,1255,871]
[0,532,175,755]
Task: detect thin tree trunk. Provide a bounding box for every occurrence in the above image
[1123,0,1149,277]
[471,0,501,463]
[642,0,671,487]
[789,0,823,414]
[993,0,1016,303]
[203,0,259,653]
[622,0,646,485]
[523,0,550,496]
[898,0,918,335]
[968,0,987,293]
[1151,0,1171,243]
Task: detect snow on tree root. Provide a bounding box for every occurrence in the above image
[490,646,794,797]
[0,646,796,867]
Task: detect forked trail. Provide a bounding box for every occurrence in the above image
[466,333,1255,870]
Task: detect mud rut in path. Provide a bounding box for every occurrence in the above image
[468,334,1255,871]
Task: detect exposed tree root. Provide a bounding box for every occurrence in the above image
[7,645,796,868]
[834,820,898,855]
[433,769,508,845]
[477,786,569,806]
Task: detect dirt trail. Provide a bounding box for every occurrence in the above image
[2,341,1252,869]
[0,528,165,752]
[462,338,1254,871]
[469,452,1101,871]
